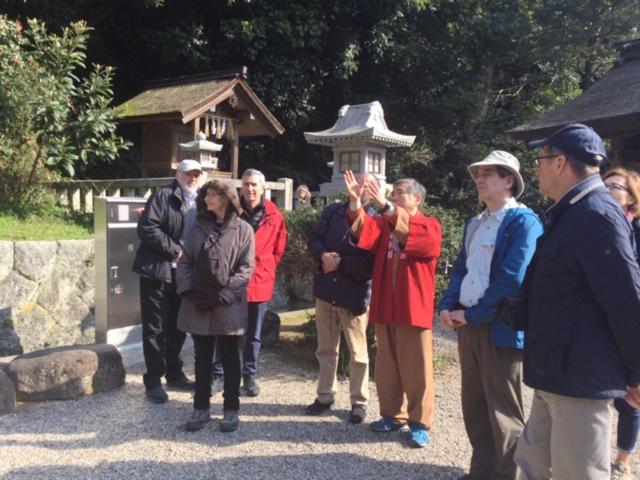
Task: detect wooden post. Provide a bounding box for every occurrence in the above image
[278,177,293,211]
[193,117,200,139]
[229,120,239,179]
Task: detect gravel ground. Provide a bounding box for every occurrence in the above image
[0,327,636,480]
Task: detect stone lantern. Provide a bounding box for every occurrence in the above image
[179,131,223,173]
[304,101,415,195]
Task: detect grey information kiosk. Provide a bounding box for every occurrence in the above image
[94,197,147,346]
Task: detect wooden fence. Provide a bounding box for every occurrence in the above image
[48,176,294,213]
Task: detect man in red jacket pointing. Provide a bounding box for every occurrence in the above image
[344,170,442,448]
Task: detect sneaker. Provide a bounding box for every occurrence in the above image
[408,422,430,448]
[305,399,333,415]
[220,410,239,432]
[611,461,631,480]
[242,375,260,397]
[185,409,211,432]
[211,376,224,395]
[349,404,367,424]
[145,386,168,404]
[370,417,410,432]
[166,373,196,391]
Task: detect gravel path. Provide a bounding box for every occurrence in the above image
[0,327,636,479]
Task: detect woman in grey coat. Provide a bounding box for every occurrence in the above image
[177,180,255,432]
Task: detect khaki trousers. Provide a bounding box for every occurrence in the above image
[515,390,612,480]
[315,298,369,406]
[375,323,434,428]
[458,324,524,480]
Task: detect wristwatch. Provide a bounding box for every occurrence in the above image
[378,202,394,215]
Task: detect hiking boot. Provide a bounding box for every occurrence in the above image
[220,410,239,432]
[611,461,631,480]
[166,373,195,391]
[211,375,224,395]
[349,404,367,424]
[185,409,211,432]
[242,375,260,397]
[408,422,430,448]
[305,399,333,415]
[370,417,410,432]
[145,386,168,404]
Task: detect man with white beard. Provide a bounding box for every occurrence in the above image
[133,159,203,404]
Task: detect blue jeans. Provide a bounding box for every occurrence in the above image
[212,301,267,378]
[615,397,640,453]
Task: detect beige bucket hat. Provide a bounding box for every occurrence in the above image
[467,150,525,198]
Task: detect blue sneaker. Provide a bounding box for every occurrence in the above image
[409,423,430,448]
[370,417,410,433]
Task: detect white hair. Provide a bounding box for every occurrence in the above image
[241,168,266,185]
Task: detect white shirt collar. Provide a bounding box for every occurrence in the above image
[478,197,519,222]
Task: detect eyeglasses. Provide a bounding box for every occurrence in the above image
[534,155,559,167]
[605,182,630,193]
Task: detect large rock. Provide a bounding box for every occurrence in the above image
[287,272,314,303]
[6,344,126,402]
[262,310,281,347]
[0,271,36,311]
[14,241,57,282]
[0,369,16,414]
[0,241,13,283]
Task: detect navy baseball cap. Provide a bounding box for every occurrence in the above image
[528,123,606,166]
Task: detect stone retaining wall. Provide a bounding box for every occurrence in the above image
[0,240,95,356]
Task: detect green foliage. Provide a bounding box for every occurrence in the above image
[423,203,465,302]
[280,205,321,277]
[0,15,129,217]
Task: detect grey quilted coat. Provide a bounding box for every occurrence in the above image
[176,215,255,336]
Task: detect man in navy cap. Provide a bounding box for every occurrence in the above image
[513,124,640,479]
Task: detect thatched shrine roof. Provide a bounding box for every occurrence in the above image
[116,67,284,137]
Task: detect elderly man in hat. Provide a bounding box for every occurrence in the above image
[512,124,640,479]
[133,159,203,404]
[439,151,542,480]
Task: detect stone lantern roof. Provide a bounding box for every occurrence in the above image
[179,131,223,153]
[304,101,415,147]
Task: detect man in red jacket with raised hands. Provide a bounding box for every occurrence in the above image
[344,170,442,448]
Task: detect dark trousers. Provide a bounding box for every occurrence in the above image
[615,397,640,453]
[212,301,267,378]
[193,334,241,411]
[140,275,186,389]
[458,324,524,480]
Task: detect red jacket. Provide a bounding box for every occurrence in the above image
[246,199,287,302]
[349,207,441,328]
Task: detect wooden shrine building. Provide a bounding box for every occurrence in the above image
[115,67,284,178]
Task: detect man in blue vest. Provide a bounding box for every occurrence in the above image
[514,124,640,479]
[439,151,542,480]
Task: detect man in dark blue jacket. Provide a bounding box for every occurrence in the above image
[514,124,640,479]
[133,159,201,404]
[439,151,542,480]
[304,175,376,424]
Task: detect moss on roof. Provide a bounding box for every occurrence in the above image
[115,78,229,119]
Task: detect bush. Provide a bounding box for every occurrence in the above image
[0,15,129,218]
[423,203,465,302]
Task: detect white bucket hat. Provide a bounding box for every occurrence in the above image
[467,150,525,198]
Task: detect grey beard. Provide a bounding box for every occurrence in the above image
[177,177,197,195]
